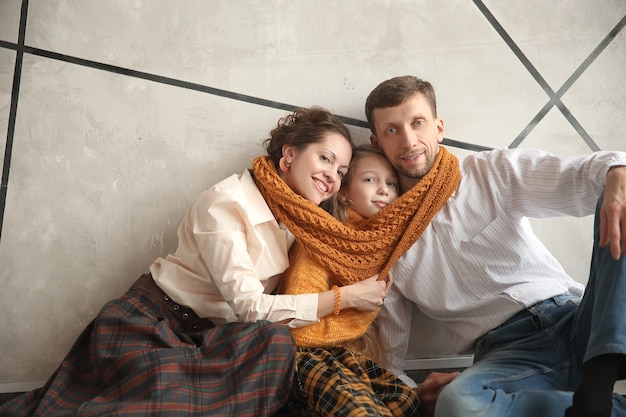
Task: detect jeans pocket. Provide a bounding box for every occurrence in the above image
[530,296,580,331]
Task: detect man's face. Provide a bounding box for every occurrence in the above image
[370,93,444,189]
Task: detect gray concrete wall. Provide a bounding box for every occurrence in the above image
[1,0,625,390]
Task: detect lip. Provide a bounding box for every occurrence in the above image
[313,177,329,195]
[401,151,424,162]
[400,151,425,168]
[373,200,388,208]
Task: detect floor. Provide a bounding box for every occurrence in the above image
[1,376,624,406]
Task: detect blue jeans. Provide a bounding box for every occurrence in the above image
[435,194,626,417]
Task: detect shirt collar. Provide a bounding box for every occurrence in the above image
[240,168,277,225]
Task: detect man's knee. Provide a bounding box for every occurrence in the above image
[434,375,491,417]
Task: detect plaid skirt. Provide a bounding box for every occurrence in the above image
[287,347,420,417]
[0,274,296,417]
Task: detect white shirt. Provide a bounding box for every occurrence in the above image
[379,148,626,378]
[150,168,318,327]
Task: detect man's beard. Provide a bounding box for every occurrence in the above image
[396,152,435,180]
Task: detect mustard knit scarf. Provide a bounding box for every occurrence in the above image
[280,210,386,347]
[252,146,461,284]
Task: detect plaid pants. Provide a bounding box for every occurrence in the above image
[288,346,420,417]
[0,276,296,417]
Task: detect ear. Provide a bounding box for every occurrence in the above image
[436,118,445,143]
[281,144,295,162]
[370,134,380,148]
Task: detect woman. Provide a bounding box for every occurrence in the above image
[0,107,386,417]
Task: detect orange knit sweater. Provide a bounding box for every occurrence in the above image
[280,209,383,347]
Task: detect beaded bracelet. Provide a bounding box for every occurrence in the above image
[331,285,341,315]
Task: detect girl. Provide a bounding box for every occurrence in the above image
[280,145,422,416]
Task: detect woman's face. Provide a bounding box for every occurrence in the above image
[280,132,352,205]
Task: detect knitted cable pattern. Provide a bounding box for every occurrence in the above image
[252,146,461,284]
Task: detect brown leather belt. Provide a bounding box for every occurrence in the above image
[130,273,216,333]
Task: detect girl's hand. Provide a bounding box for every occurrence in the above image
[341,274,387,312]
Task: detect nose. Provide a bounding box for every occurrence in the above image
[378,183,389,195]
[323,168,339,188]
[398,127,415,149]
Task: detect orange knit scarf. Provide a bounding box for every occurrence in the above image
[252,146,461,284]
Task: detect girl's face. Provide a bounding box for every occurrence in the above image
[280,132,352,205]
[339,154,399,218]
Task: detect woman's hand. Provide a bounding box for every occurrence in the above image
[340,274,387,312]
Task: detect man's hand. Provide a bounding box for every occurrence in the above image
[415,371,460,417]
[384,271,393,292]
[600,166,626,260]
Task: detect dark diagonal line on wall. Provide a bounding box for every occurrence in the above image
[0,39,19,51]
[473,0,624,150]
[6,44,492,154]
[21,47,489,151]
[472,0,554,97]
[510,13,626,150]
[0,0,29,242]
[25,46,304,113]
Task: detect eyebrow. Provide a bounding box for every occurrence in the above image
[324,150,349,173]
[383,113,427,125]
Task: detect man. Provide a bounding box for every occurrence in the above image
[367,75,626,417]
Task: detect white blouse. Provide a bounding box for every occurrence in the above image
[150,168,318,327]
